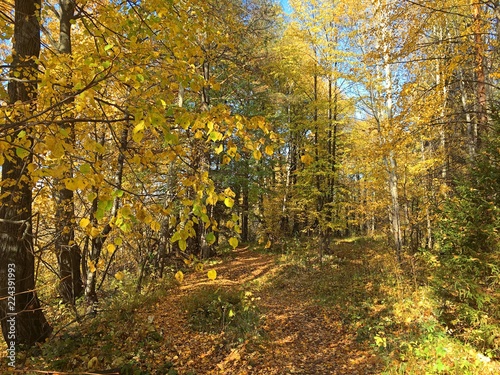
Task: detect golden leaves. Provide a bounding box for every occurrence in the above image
[301,154,314,165]
[229,237,239,249]
[224,197,234,208]
[133,120,145,143]
[207,269,217,280]
[79,218,91,228]
[64,177,87,191]
[150,220,161,232]
[175,270,184,283]
[252,149,262,160]
[106,244,116,254]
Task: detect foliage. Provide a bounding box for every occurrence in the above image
[15,276,177,374]
[269,237,500,374]
[1,0,500,372]
[430,118,500,358]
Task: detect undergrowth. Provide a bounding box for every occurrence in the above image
[183,286,261,345]
[273,237,500,374]
[4,276,178,374]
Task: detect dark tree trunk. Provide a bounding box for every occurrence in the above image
[84,127,128,313]
[54,0,83,304]
[241,182,249,242]
[0,0,52,347]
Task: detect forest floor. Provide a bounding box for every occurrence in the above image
[2,238,500,374]
[144,245,382,375]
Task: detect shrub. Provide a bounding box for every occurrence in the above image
[183,286,260,343]
[433,118,500,358]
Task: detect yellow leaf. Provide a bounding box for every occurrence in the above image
[301,154,314,165]
[195,263,204,272]
[114,237,123,246]
[207,269,217,280]
[64,178,78,191]
[150,220,161,232]
[265,240,271,249]
[107,244,116,254]
[88,261,96,273]
[253,149,262,160]
[133,120,145,133]
[265,145,274,156]
[224,187,236,197]
[227,146,237,157]
[224,197,234,208]
[229,237,238,249]
[214,144,223,154]
[120,206,133,219]
[132,130,144,143]
[90,227,100,238]
[114,271,125,281]
[206,192,218,205]
[175,270,184,283]
[79,218,90,228]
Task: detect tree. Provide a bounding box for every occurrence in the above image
[51,0,84,304]
[0,0,52,347]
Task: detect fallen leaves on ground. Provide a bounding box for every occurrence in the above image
[135,247,383,374]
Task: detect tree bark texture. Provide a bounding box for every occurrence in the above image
[0,0,52,347]
[54,0,84,304]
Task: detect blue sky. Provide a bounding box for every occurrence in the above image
[279,0,293,14]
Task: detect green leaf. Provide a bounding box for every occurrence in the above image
[179,239,187,251]
[95,208,105,221]
[171,231,181,243]
[98,200,113,213]
[120,222,131,233]
[113,189,124,198]
[206,232,216,244]
[15,147,29,159]
[79,163,91,174]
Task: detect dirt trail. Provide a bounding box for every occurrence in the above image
[143,247,382,374]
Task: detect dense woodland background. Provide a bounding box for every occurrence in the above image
[0,0,499,373]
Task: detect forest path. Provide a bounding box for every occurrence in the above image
[141,246,382,375]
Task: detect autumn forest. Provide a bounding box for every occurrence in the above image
[0,0,499,373]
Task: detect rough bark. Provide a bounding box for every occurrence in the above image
[53,0,84,304]
[0,0,52,347]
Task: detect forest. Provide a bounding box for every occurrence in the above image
[0,0,499,373]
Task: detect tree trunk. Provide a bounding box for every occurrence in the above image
[84,127,127,313]
[374,0,403,261]
[472,1,488,149]
[241,178,249,242]
[0,0,52,348]
[54,0,83,304]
